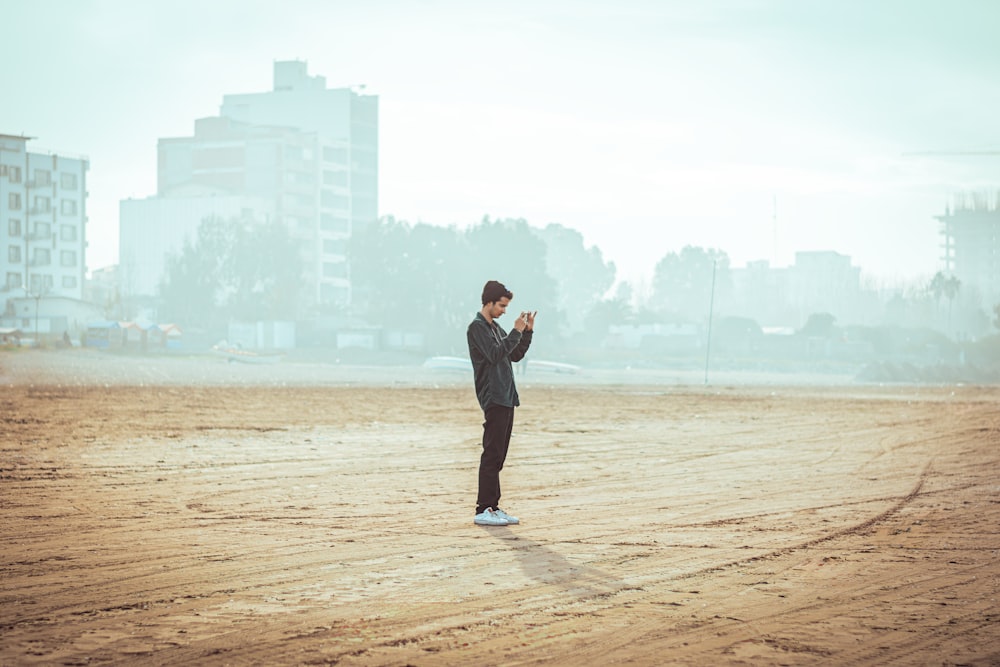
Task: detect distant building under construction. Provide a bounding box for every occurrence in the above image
[937,192,1000,310]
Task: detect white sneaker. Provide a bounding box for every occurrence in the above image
[474,508,509,526]
[494,508,519,524]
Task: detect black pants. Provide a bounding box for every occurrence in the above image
[476,404,515,514]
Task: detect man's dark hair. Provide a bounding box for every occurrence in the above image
[482,280,513,305]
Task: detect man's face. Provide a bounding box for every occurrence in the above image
[487,296,511,320]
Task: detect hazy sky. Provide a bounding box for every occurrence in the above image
[4,0,999,288]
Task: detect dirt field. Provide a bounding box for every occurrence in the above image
[2,350,998,666]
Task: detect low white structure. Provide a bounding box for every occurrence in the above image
[119,187,273,298]
[2,295,103,343]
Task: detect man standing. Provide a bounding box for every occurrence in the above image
[467,280,536,526]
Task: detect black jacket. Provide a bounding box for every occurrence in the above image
[467,312,533,411]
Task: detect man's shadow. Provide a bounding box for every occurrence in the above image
[483,526,622,598]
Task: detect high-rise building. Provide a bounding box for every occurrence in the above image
[0,134,89,300]
[729,251,871,327]
[119,60,377,312]
[937,194,1000,309]
[787,251,862,317]
[221,60,378,229]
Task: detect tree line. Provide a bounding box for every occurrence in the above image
[157,214,998,350]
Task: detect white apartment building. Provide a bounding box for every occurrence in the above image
[119,60,377,312]
[0,134,89,302]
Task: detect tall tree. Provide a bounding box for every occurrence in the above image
[928,271,961,334]
[349,216,568,352]
[227,219,303,320]
[650,246,731,322]
[585,293,633,338]
[159,215,303,327]
[347,215,414,324]
[929,271,947,308]
[158,216,232,327]
[349,216,479,352]
[410,222,475,332]
[533,223,616,336]
[799,312,837,338]
[465,218,558,331]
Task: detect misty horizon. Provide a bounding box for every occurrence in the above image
[2,1,999,289]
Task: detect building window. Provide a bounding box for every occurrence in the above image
[33,248,51,266]
[322,261,347,278]
[323,238,347,255]
[8,219,20,236]
[6,272,21,290]
[353,149,377,172]
[9,166,21,184]
[61,250,76,267]
[60,199,77,216]
[62,275,77,288]
[8,246,21,263]
[60,172,78,189]
[8,193,21,210]
[33,196,51,213]
[284,171,314,186]
[323,146,348,164]
[33,221,51,239]
[33,169,52,187]
[29,273,53,295]
[321,190,350,210]
[320,283,349,305]
[323,170,348,187]
[320,214,349,233]
[60,224,77,242]
[282,193,314,209]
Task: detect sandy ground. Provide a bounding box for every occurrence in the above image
[2,350,998,666]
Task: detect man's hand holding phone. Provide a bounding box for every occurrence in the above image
[525,311,537,331]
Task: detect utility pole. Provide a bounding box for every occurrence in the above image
[772,194,778,267]
[24,287,40,347]
[23,141,31,300]
[704,259,717,385]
